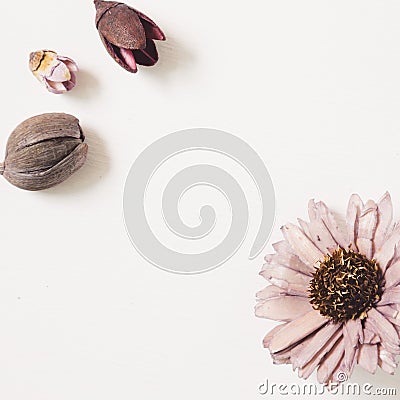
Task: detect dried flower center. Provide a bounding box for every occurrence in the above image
[308,247,384,323]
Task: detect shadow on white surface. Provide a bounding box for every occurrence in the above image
[141,35,194,81]
[43,126,109,195]
[68,69,101,100]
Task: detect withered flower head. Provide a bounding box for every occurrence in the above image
[29,50,78,94]
[256,193,400,385]
[0,113,88,191]
[94,0,165,73]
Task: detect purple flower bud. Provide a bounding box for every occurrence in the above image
[94,0,166,73]
[29,50,78,94]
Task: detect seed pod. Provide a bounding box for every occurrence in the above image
[0,113,88,191]
[94,0,166,73]
[29,50,78,94]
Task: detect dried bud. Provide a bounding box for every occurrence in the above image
[29,50,78,94]
[0,113,88,191]
[94,0,165,73]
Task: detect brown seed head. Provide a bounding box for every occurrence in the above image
[308,247,384,323]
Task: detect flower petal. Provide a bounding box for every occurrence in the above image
[256,296,313,321]
[44,79,67,94]
[378,346,398,374]
[291,321,341,369]
[99,33,138,73]
[343,319,362,372]
[120,48,138,71]
[281,223,324,267]
[259,263,310,296]
[383,260,400,288]
[317,336,345,384]
[374,225,400,272]
[378,287,400,306]
[363,322,380,344]
[367,308,400,354]
[263,323,286,348]
[57,56,79,72]
[264,252,313,276]
[331,356,352,383]
[357,344,378,374]
[315,201,348,249]
[307,200,338,254]
[270,240,314,275]
[272,240,289,253]
[377,305,399,323]
[256,285,287,300]
[48,61,71,82]
[297,328,342,379]
[268,310,328,354]
[356,200,378,259]
[346,194,364,250]
[297,218,312,239]
[135,9,166,41]
[374,192,393,250]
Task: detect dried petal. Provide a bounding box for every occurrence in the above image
[378,287,400,306]
[298,328,342,379]
[256,295,313,321]
[383,260,400,288]
[291,322,340,369]
[374,225,400,272]
[358,344,378,374]
[307,200,338,254]
[343,319,361,372]
[378,346,398,374]
[346,194,364,250]
[315,201,348,248]
[316,336,345,384]
[281,223,324,266]
[29,50,78,94]
[374,192,394,250]
[367,308,400,353]
[264,251,313,276]
[268,310,328,354]
[256,285,287,300]
[259,263,310,296]
[356,200,378,259]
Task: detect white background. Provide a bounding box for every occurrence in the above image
[0,0,399,399]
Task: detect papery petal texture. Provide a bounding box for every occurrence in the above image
[29,50,78,94]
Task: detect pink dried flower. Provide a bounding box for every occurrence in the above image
[94,0,165,73]
[256,193,400,384]
[29,50,78,94]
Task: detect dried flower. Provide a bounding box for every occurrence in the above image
[0,113,88,191]
[256,193,400,384]
[94,0,165,73]
[29,50,78,94]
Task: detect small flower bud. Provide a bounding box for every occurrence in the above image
[0,113,88,191]
[29,50,78,94]
[94,0,165,73]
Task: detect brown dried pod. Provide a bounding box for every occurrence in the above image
[94,0,166,73]
[0,113,88,191]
